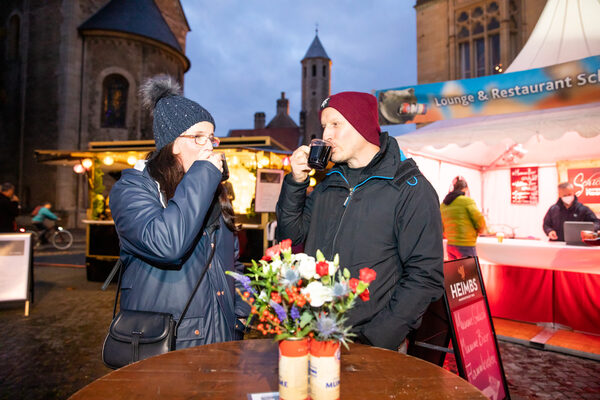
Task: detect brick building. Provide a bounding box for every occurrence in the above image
[415,0,547,84]
[0,0,189,226]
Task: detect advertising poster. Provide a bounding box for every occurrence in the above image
[254,169,284,213]
[444,258,508,400]
[0,233,32,302]
[510,167,538,205]
[376,55,600,125]
[558,160,600,215]
[567,167,600,205]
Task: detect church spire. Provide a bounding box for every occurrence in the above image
[300,30,331,144]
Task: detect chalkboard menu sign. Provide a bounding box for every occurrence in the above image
[510,167,538,205]
[444,257,510,400]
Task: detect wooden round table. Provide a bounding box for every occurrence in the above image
[70,339,486,399]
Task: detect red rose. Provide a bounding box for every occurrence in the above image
[359,288,370,301]
[316,261,329,276]
[359,268,377,284]
[349,278,359,293]
[280,239,292,252]
[264,244,281,260]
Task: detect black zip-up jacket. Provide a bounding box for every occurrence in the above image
[543,197,600,241]
[276,132,444,350]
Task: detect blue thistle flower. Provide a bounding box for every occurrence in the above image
[280,267,300,287]
[332,282,349,298]
[315,314,340,338]
[270,300,287,322]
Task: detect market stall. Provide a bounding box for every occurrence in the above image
[35,136,292,281]
[375,0,600,334]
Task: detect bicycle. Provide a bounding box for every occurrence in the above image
[19,224,74,250]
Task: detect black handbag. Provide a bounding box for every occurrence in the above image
[101,233,217,369]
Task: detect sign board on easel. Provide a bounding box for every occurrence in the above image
[0,233,34,316]
[444,257,510,400]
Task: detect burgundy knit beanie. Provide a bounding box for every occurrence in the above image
[320,91,381,146]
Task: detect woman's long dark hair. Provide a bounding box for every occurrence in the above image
[146,143,239,232]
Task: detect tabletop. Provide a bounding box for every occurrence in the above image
[69,339,486,399]
[476,237,600,274]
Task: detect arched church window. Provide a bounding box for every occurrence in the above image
[322,65,326,77]
[101,74,128,128]
[7,15,20,60]
[312,65,316,77]
[455,0,514,79]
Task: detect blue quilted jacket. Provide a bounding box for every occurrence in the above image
[109,160,248,349]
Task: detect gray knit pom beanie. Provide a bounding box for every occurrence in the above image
[140,74,215,152]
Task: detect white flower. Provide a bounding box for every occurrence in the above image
[293,253,319,280]
[301,281,333,307]
[326,261,339,276]
[262,257,283,274]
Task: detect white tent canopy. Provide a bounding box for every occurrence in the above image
[506,0,600,73]
[390,0,600,238]
[397,0,600,168]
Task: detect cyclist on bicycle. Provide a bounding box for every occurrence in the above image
[32,202,58,244]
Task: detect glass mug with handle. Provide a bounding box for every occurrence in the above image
[307,138,332,170]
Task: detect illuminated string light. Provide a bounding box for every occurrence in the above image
[82,158,93,169]
[103,156,114,166]
[73,164,85,174]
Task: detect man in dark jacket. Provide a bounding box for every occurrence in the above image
[543,182,600,241]
[276,91,444,351]
[0,182,20,232]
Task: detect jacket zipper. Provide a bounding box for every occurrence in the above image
[327,171,393,255]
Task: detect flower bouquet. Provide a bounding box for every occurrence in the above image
[228,239,376,400]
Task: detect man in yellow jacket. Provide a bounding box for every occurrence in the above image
[440,177,486,260]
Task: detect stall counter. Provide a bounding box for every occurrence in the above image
[476,237,600,274]
[475,237,600,334]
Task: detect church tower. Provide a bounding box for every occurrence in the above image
[300,31,331,144]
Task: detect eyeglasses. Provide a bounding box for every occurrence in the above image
[179,134,220,147]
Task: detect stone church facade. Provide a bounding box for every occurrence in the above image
[0,0,189,226]
[415,0,547,84]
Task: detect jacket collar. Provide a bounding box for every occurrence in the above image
[324,132,415,188]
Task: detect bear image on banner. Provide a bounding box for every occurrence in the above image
[378,88,427,125]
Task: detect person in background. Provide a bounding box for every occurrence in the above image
[0,182,20,232]
[109,75,248,349]
[32,201,59,242]
[276,91,444,352]
[440,177,486,260]
[543,182,600,241]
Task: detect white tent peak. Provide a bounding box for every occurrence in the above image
[506,0,600,73]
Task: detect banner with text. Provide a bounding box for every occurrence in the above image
[376,55,600,125]
[568,167,600,205]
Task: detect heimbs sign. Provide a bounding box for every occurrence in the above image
[568,167,600,205]
[444,258,508,400]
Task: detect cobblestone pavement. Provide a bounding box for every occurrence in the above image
[1,264,599,399]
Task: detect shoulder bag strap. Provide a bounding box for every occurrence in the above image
[175,225,218,333]
[104,225,219,327]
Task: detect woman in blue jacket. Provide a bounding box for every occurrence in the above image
[109,75,248,349]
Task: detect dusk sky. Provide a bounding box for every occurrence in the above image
[180,0,418,138]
